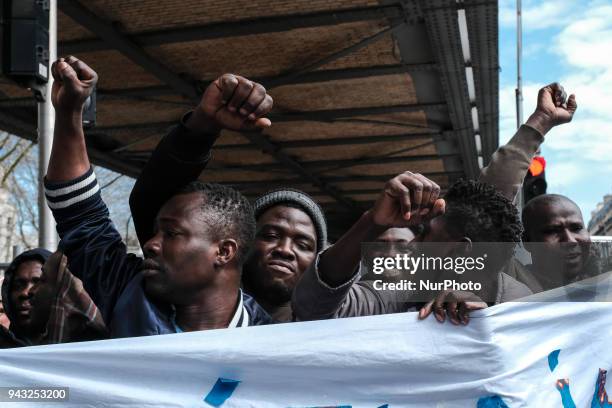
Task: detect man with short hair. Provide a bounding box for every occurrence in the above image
[291,175,529,322]
[512,194,596,292]
[45,56,274,337]
[128,119,329,322]
[291,82,578,323]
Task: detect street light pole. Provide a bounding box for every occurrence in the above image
[38,0,57,250]
[515,0,523,129]
[515,0,524,209]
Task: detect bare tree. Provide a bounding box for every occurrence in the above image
[0,132,138,257]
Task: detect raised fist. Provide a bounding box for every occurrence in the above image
[527,82,577,135]
[192,74,273,133]
[370,171,445,228]
[51,56,97,114]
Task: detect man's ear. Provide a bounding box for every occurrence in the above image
[450,237,473,256]
[215,239,238,267]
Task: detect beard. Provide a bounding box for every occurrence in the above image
[242,263,294,306]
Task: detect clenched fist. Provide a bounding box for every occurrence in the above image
[526,82,577,136]
[370,171,446,228]
[51,56,97,114]
[189,74,273,133]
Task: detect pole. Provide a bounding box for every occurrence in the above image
[38,0,58,250]
[515,0,524,209]
[515,0,523,128]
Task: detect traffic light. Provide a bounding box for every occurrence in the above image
[523,156,547,204]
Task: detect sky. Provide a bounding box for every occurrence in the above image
[498,0,612,225]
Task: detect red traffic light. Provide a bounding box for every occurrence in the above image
[528,156,546,177]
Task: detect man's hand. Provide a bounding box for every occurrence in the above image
[370,171,445,228]
[418,290,487,325]
[51,56,97,114]
[187,74,273,133]
[525,82,577,136]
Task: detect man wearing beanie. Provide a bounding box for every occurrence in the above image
[242,189,327,321]
[130,152,327,322]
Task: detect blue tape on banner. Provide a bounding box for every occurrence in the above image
[204,378,241,407]
[477,395,510,408]
[548,349,561,372]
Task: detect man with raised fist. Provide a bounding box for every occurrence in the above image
[45,56,274,338]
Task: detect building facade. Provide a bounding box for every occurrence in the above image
[589,194,612,236]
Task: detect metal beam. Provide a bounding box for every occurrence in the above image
[265,63,438,86]
[205,153,459,172]
[224,171,461,189]
[59,0,199,101]
[119,131,443,155]
[220,131,442,149]
[0,63,439,108]
[269,102,446,122]
[265,23,405,88]
[60,4,405,54]
[418,0,480,178]
[239,131,358,211]
[89,121,174,133]
[84,102,446,138]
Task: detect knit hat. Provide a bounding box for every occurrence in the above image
[253,189,327,251]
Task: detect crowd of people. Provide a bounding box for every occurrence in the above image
[0,55,603,348]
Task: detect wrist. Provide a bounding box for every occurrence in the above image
[362,210,389,239]
[525,111,554,136]
[185,105,221,134]
[54,108,83,127]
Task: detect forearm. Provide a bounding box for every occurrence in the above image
[319,211,386,287]
[479,124,544,201]
[45,169,139,321]
[129,111,219,245]
[47,109,89,182]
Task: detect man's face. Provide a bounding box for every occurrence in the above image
[142,193,218,305]
[376,227,415,244]
[413,216,459,258]
[365,228,416,281]
[244,206,317,306]
[525,200,590,281]
[412,215,478,272]
[9,260,52,334]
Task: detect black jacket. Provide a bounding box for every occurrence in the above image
[44,126,272,339]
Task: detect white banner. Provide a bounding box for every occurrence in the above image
[0,299,611,407]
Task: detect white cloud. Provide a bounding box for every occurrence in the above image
[501,3,612,162]
[545,162,584,191]
[499,0,577,31]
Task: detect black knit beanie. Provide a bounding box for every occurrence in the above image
[253,189,327,251]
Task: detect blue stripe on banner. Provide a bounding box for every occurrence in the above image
[203,378,241,407]
[477,395,510,408]
[548,349,561,372]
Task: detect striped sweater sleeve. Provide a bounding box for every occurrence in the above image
[44,167,142,324]
[45,167,100,215]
